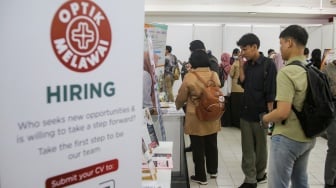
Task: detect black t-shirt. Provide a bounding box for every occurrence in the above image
[208,54,219,76]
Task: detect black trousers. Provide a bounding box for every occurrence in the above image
[190,133,218,181]
[230,92,243,128]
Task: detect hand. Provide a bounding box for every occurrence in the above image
[259,112,268,128]
[238,55,245,67]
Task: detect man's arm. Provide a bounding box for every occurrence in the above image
[264,59,277,112]
[261,101,291,126]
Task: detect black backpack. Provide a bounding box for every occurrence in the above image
[288,61,335,138]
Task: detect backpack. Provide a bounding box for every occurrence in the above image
[288,61,335,138]
[191,71,225,121]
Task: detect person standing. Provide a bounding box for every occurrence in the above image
[229,51,244,128]
[184,40,219,153]
[164,45,177,102]
[230,48,240,65]
[267,49,276,58]
[175,50,221,185]
[181,61,192,81]
[236,33,277,188]
[189,40,219,76]
[261,25,316,188]
[183,40,220,153]
[310,48,322,69]
[219,52,232,127]
[322,59,336,188]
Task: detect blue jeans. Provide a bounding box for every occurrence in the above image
[268,135,316,188]
[325,117,336,185]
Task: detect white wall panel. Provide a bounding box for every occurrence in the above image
[322,24,333,50]
[252,25,281,55]
[193,25,223,61]
[166,24,193,62]
[306,26,322,55]
[165,24,193,96]
[222,25,251,55]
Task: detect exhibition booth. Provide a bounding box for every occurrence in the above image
[1,0,336,188]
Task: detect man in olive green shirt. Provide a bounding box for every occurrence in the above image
[261,25,316,188]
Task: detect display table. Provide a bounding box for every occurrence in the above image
[142,142,173,188]
[158,103,187,187]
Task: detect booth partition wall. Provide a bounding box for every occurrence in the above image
[149,22,335,95]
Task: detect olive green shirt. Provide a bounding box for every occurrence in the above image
[272,56,312,142]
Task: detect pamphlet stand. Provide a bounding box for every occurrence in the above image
[142,141,173,188]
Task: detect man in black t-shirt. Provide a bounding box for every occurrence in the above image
[236,33,277,188]
[189,40,219,76]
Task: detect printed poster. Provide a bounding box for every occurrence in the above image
[0,0,144,187]
[144,28,167,141]
[322,49,336,69]
[144,23,168,66]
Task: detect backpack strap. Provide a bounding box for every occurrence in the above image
[281,60,307,124]
[190,71,215,105]
[288,60,307,70]
[191,71,215,87]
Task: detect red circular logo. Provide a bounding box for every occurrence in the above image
[51,0,112,72]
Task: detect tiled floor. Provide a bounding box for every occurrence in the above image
[185,127,327,188]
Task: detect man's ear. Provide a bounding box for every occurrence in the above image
[286,38,294,48]
[252,44,258,51]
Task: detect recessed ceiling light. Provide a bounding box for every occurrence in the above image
[248,12,257,14]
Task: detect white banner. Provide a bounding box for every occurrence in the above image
[0,0,144,187]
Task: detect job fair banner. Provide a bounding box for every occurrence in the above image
[0,0,143,187]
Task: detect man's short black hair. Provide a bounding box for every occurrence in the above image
[268,49,275,55]
[166,45,172,53]
[236,33,260,49]
[189,40,206,52]
[311,48,321,60]
[232,48,240,55]
[279,25,308,46]
[189,50,209,68]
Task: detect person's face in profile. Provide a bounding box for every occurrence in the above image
[240,44,257,61]
[279,38,291,61]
